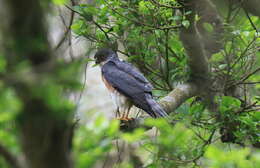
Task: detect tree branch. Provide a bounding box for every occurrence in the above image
[196,0,224,56]
[55,0,76,50]
[235,0,260,18]
[178,0,210,81]
[120,82,199,131]
[160,83,198,114]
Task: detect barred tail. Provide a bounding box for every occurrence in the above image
[145,94,169,118]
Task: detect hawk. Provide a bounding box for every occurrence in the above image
[94,48,168,120]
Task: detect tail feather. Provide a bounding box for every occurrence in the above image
[145,94,169,118]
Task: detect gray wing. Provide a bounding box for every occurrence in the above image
[112,59,153,91]
[102,60,157,117]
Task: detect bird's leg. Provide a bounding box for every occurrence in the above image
[116,107,123,120]
[120,105,133,121]
[117,106,130,121]
[116,107,120,118]
[120,106,127,121]
[125,105,133,120]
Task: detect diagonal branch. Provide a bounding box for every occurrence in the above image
[236,0,260,18]
[120,82,198,131]
[160,82,198,114]
[55,0,76,50]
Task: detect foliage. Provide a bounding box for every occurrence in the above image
[204,146,260,168]
[69,0,259,167]
[72,117,260,168]
[71,0,190,93]
[0,0,259,168]
[74,117,119,168]
[0,87,21,168]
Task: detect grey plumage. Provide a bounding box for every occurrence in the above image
[97,49,168,118]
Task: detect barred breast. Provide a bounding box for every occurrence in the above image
[102,75,132,113]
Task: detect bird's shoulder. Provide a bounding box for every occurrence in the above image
[103,58,153,87]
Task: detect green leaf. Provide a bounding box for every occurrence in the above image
[205,146,256,168]
[203,22,214,32]
[211,51,224,62]
[218,64,227,70]
[107,120,119,136]
[138,1,147,13]
[52,0,67,5]
[182,20,190,28]
[219,96,241,113]
[121,128,145,142]
[71,20,84,35]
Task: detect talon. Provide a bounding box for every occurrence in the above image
[125,117,134,121]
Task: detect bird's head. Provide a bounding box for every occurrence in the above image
[94,48,117,65]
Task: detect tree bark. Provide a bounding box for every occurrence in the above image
[237,0,260,17]
[195,0,224,56]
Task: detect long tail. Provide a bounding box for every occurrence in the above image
[145,94,169,118]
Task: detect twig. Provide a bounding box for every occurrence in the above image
[104,2,181,30]
[241,67,260,83]
[92,20,110,41]
[75,63,88,112]
[244,8,259,33]
[55,1,76,50]
[230,37,257,69]
[235,101,258,114]
[65,4,110,41]
[164,29,172,90]
[237,81,260,85]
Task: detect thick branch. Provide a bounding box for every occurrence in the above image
[196,0,224,55]
[179,0,210,82]
[160,82,198,114]
[236,0,260,17]
[121,83,199,131]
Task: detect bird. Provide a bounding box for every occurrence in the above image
[94,48,168,120]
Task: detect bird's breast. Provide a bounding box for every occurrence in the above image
[102,75,116,92]
[102,75,130,108]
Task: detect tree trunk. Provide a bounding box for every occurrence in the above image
[1,0,74,167]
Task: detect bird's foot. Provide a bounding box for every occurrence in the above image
[117,117,135,128]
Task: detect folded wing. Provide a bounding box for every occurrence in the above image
[102,59,167,118]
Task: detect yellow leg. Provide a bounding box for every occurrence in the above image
[116,104,133,121]
[120,105,133,121]
[125,106,131,119]
[116,107,120,118]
